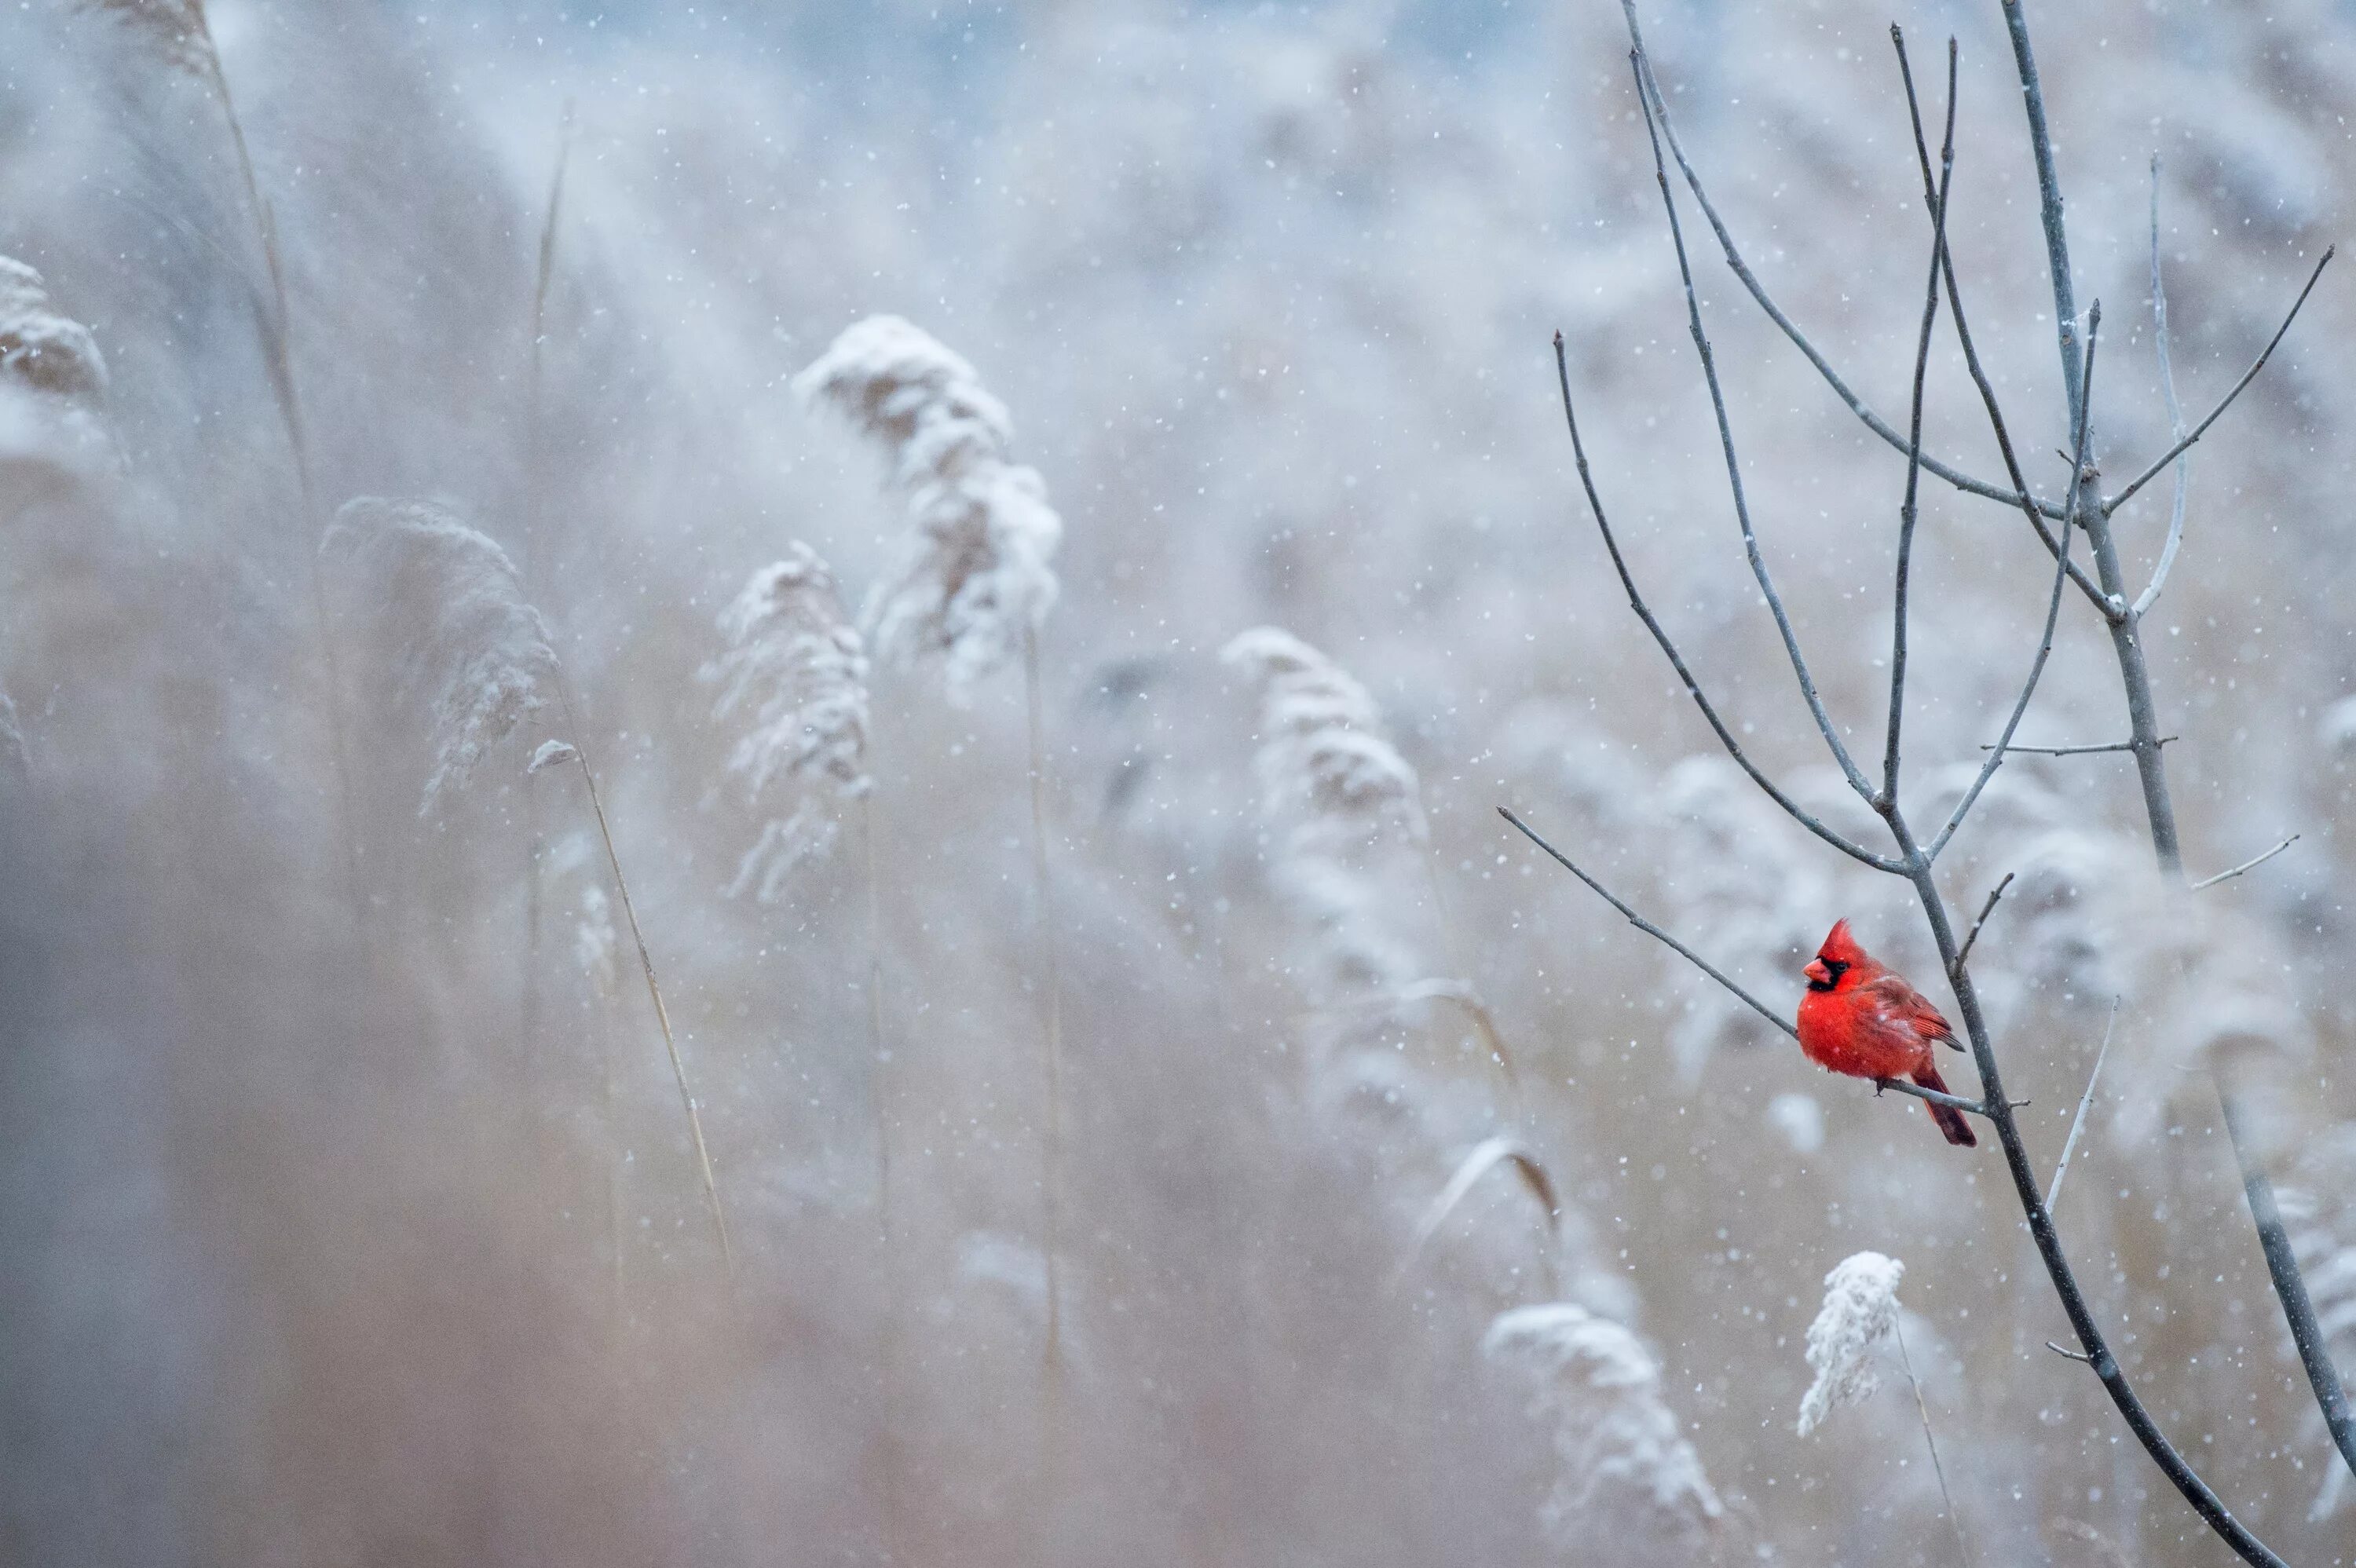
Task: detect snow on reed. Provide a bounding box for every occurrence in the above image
[700,542,871,901]
[2278,1127,2356,1519]
[0,256,111,477]
[321,497,558,813]
[0,258,106,403]
[1483,1303,1721,1551]
[1223,626,1426,997]
[1797,1251,1904,1436]
[0,690,24,773]
[794,316,1060,700]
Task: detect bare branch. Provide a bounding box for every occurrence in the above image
[1626,51,1878,806]
[2131,156,2190,620]
[1992,10,2285,1556]
[1889,27,2109,615]
[1925,306,2098,864]
[2045,998,2120,1215]
[2190,834,2299,891]
[1952,871,2014,975]
[2103,247,2334,517]
[1551,335,1896,872]
[1498,806,1801,1041]
[2046,1340,2097,1366]
[1615,4,2065,520]
[1880,34,1959,813]
[1979,736,2173,757]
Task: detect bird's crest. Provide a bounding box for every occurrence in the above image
[1816,918,1867,965]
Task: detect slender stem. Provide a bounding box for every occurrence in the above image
[558,682,733,1273]
[2190,834,2299,890]
[2102,249,2333,518]
[1615,2,2065,521]
[1023,626,1065,1371]
[2045,999,2119,1215]
[1894,1316,1973,1568]
[1881,35,1958,813]
[2131,157,2190,620]
[1551,335,1895,872]
[181,13,369,941]
[1628,53,1878,807]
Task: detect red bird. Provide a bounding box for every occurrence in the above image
[1796,919,1977,1148]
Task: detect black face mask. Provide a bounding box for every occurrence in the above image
[1806,957,1850,993]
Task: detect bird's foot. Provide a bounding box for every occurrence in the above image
[1872,1076,1893,1097]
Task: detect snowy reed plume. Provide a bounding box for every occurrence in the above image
[1797,1251,1904,1437]
[795,315,1060,700]
[0,255,110,475]
[321,497,557,813]
[1483,1303,1721,1552]
[1223,626,1427,996]
[701,543,872,902]
[2279,1128,2356,1519]
[0,258,105,402]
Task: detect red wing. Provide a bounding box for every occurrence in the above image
[1862,972,1956,1044]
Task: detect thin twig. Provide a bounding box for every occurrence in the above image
[1951,872,2013,975]
[2045,998,2120,1214]
[2131,156,2190,619]
[1550,334,1895,872]
[1895,1316,1974,1568]
[558,681,733,1274]
[1615,3,2065,520]
[1880,35,1959,814]
[2102,248,2334,517]
[1979,737,2171,757]
[2045,1340,2095,1365]
[1498,806,1796,1041]
[1627,50,1878,807]
[2189,834,2299,891]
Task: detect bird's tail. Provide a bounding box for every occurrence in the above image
[1913,1063,1978,1148]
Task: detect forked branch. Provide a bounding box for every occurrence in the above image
[1549,336,1895,873]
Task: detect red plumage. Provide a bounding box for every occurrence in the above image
[1794,919,1977,1148]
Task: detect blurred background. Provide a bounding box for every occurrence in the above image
[3,1,2354,1563]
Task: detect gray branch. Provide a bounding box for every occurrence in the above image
[1626,50,1879,808]
[2102,247,2334,518]
[1551,336,1898,872]
[1615,2,2066,521]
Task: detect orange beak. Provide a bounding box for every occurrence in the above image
[1803,957,1831,985]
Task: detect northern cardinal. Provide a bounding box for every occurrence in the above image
[1796,919,1977,1148]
